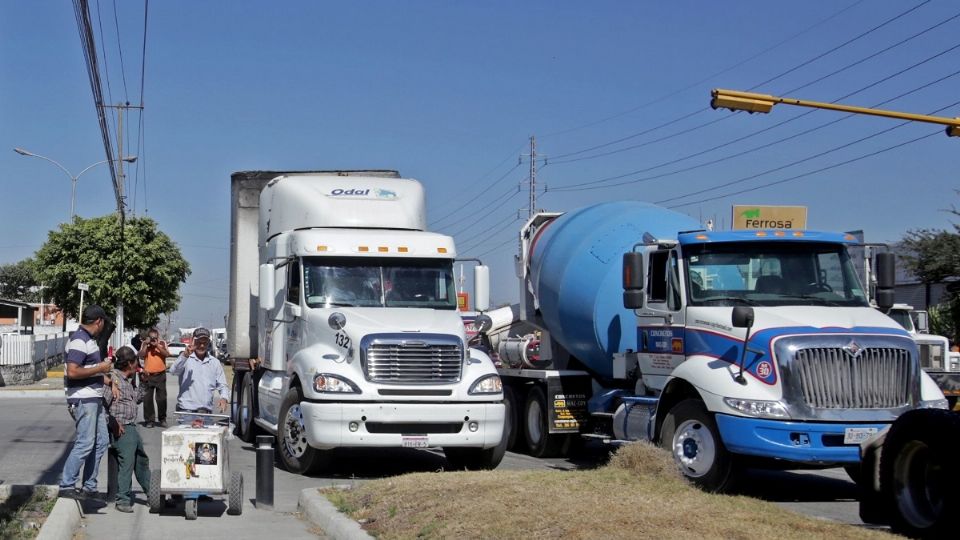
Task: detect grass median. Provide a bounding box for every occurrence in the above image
[323,443,891,539]
[0,489,56,539]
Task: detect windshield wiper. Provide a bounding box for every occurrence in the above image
[698,296,760,306]
[776,294,843,307]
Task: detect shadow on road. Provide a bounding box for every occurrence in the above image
[734,467,858,503]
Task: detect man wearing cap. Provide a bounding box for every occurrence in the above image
[59,305,115,499]
[171,327,229,414]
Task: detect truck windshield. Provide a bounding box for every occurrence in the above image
[886,309,915,332]
[684,241,869,307]
[302,257,457,309]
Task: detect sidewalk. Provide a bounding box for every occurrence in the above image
[0,371,65,398]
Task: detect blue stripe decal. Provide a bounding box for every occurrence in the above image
[637,325,910,385]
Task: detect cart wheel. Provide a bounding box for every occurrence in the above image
[228,472,243,515]
[185,498,198,520]
[148,469,163,513]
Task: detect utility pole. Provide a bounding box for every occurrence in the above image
[528,135,536,218]
[103,102,143,348]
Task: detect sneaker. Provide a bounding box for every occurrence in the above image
[58,488,82,500]
[81,490,103,501]
[116,503,134,513]
[157,420,167,428]
[144,421,155,428]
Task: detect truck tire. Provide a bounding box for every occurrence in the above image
[148,469,163,513]
[184,498,198,520]
[443,444,506,471]
[236,372,263,443]
[277,385,329,475]
[660,399,736,493]
[227,471,243,515]
[503,385,520,451]
[880,408,960,537]
[524,385,572,458]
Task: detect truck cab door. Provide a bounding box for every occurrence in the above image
[635,248,686,391]
[282,258,304,366]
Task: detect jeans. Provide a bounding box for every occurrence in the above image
[112,424,150,505]
[60,399,110,492]
[142,371,167,423]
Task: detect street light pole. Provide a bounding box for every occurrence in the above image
[13,148,137,220]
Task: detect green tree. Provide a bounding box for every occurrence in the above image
[0,258,40,302]
[34,215,190,328]
[900,203,960,341]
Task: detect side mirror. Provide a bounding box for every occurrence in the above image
[915,310,929,333]
[731,306,754,328]
[875,252,896,289]
[474,265,490,312]
[875,289,895,311]
[259,263,276,312]
[623,252,645,310]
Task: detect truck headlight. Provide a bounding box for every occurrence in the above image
[919,398,950,410]
[469,374,502,395]
[723,398,788,419]
[313,373,360,393]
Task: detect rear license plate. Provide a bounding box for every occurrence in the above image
[401,436,429,448]
[843,427,878,444]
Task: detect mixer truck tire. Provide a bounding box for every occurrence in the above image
[277,386,329,474]
[659,399,736,493]
[234,371,263,443]
[524,385,573,458]
[879,408,960,537]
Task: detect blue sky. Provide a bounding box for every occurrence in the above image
[2,1,959,331]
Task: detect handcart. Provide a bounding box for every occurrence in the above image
[148,412,243,519]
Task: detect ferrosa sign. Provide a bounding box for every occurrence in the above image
[732,205,807,230]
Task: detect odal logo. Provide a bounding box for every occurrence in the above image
[375,188,398,199]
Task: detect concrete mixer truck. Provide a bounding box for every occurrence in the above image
[479,201,948,492]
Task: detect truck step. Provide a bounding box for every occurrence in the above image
[580,433,613,442]
[590,412,615,418]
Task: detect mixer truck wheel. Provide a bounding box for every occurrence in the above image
[660,399,735,493]
[879,408,960,537]
[277,386,328,475]
[524,386,572,458]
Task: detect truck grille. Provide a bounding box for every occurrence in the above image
[793,347,911,409]
[363,336,463,384]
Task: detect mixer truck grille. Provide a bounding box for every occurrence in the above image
[362,335,463,384]
[793,347,912,409]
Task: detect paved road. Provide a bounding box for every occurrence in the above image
[0,380,876,536]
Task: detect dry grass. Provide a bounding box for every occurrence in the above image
[324,443,893,540]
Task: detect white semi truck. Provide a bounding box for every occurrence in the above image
[227,170,506,474]
[476,201,948,492]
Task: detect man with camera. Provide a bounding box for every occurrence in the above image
[138,327,170,428]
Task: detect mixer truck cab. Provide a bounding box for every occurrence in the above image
[228,171,506,475]
[490,201,947,492]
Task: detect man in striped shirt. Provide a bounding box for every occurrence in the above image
[59,305,115,499]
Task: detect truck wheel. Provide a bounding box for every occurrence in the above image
[184,498,198,520]
[443,444,506,471]
[880,408,960,537]
[524,385,572,458]
[236,372,263,443]
[278,386,329,474]
[660,399,736,493]
[148,469,163,513]
[227,471,243,515]
[503,385,520,451]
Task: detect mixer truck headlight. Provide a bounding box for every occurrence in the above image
[469,375,503,395]
[723,398,788,419]
[919,398,949,410]
[313,373,360,393]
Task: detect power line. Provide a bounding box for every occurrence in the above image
[444,186,522,238]
[543,1,933,169]
[429,157,522,228]
[548,41,960,193]
[457,214,522,253]
[111,0,129,101]
[539,0,867,139]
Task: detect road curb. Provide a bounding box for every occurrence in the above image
[298,487,373,540]
[0,485,79,540]
[36,497,82,540]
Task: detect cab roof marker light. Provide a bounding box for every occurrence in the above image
[844,234,855,241]
[755,231,768,237]
[378,246,389,252]
[316,245,328,252]
[695,234,709,240]
[437,247,448,254]
[792,232,804,237]
[358,246,369,252]
[398,246,409,253]
[774,231,785,237]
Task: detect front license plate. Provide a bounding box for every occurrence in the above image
[843,427,878,444]
[401,436,429,448]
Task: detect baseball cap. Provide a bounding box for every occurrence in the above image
[81,304,111,325]
[193,327,212,342]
